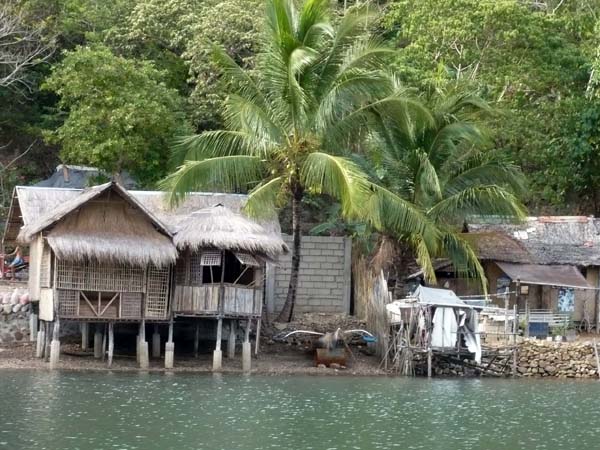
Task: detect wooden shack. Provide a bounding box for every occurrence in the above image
[14,182,177,367]
[171,204,287,370]
[4,182,287,370]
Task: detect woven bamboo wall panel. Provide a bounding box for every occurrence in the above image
[121,292,142,318]
[56,260,145,292]
[40,244,52,288]
[57,289,78,316]
[145,267,169,319]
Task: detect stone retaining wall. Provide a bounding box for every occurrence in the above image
[517,340,599,378]
[0,283,32,344]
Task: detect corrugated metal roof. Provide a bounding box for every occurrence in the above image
[496,262,592,289]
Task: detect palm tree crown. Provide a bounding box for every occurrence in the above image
[162,0,436,321]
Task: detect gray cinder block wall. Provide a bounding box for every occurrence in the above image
[265,235,352,316]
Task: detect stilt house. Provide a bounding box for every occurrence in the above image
[16,182,177,323]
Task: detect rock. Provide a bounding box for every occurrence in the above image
[14,331,24,341]
[330,363,341,369]
[317,364,326,369]
[12,304,21,313]
[2,304,11,315]
[273,323,288,331]
[545,365,557,376]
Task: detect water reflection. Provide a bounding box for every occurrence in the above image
[0,372,597,449]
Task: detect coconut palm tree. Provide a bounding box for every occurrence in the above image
[369,87,527,282]
[162,0,436,321]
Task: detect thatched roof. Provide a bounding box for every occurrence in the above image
[173,204,288,257]
[467,216,600,266]
[16,182,177,267]
[461,232,533,263]
[4,182,285,264]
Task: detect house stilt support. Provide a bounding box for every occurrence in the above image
[242,319,251,373]
[138,320,149,369]
[80,322,89,351]
[152,324,161,358]
[194,322,200,358]
[107,322,114,367]
[49,317,60,369]
[94,325,103,359]
[213,318,223,371]
[228,320,236,359]
[165,317,174,369]
[36,321,45,358]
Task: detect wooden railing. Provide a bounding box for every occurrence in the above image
[173,283,262,317]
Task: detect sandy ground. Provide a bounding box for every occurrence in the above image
[0,339,385,376]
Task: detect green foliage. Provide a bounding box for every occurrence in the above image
[380,0,593,211]
[42,45,190,185]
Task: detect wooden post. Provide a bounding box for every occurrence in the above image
[29,312,38,342]
[513,305,519,345]
[165,317,174,369]
[227,320,236,359]
[81,322,89,351]
[101,323,107,361]
[254,318,261,356]
[152,324,161,358]
[594,340,600,379]
[194,322,200,358]
[512,345,518,378]
[242,319,251,372]
[212,317,223,371]
[427,347,432,378]
[504,286,509,344]
[94,324,103,359]
[107,322,114,368]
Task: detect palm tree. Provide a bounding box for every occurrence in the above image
[369,87,527,284]
[162,0,436,321]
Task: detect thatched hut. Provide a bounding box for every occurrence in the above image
[4,181,286,370]
[171,204,287,371]
[172,204,287,318]
[17,182,176,324]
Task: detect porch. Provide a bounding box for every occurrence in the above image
[173,284,262,318]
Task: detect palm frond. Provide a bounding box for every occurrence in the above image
[244,176,287,219]
[438,232,487,294]
[300,152,370,217]
[410,234,437,284]
[160,156,265,206]
[170,130,269,165]
[428,185,527,225]
[444,159,526,197]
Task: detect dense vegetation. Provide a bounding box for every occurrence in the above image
[2,0,599,312]
[3,0,600,210]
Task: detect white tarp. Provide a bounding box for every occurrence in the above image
[413,286,471,308]
[431,307,458,348]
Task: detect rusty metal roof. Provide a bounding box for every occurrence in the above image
[496,262,592,289]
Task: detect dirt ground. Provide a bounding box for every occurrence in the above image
[0,313,385,376]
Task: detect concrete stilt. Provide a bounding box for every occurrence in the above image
[44,322,52,362]
[49,318,60,369]
[138,321,149,369]
[36,321,45,358]
[242,319,251,373]
[227,320,236,359]
[152,325,161,358]
[213,318,223,371]
[107,323,114,367]
[165,319,174,369]
[30,313,38,342]
[165,342,175,369]
[94,327,103,359]
[81,322,89,351]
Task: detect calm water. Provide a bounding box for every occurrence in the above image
[0,371,598,450]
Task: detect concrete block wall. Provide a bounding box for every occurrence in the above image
[266,235,351,315]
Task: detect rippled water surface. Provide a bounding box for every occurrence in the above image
[0,371,598,449]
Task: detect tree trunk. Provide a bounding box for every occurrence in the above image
[277,185,303,322]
